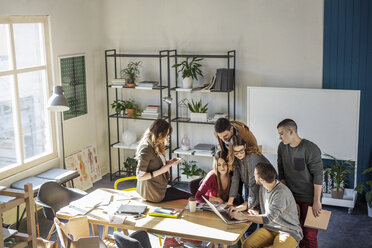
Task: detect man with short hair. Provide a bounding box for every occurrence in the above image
[277,119,323,248]
[214,118,259,153]
[228,162,303,248]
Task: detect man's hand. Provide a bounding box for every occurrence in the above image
[312,200,322,217]
[228,209,247,221]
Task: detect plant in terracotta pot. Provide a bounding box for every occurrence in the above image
[324,153,354,199]
[111,99,141,118]
[172,57,203,89]
[120,61,142,87]
[355,166,372,217]
[122,99,141,118]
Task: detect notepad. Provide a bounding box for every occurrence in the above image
[304,207,331,230]
[116,205,147,214]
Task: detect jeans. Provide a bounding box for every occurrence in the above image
[243,228,298,248]
[297,201,318,248]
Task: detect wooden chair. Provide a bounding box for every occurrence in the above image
[54,216,115,248]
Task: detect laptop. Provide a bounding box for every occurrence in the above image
[202,196,247,224]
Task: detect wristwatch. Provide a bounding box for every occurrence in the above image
[150,171,154,178]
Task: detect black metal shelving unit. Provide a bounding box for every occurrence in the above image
[105,49,170,180]
[168,50,236,182]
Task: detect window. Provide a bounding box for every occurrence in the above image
[0,16,56,179]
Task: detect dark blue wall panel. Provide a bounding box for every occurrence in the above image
[323,0,372,186]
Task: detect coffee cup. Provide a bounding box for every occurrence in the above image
[189,196,197,213]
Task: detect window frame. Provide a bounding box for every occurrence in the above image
[0,16,57,179]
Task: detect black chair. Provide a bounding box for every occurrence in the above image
[36,181,87,240]
[114,230,152,248]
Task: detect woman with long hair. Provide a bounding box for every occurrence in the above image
[226,135,272,209]
[136,119,191,202]
[195,150,231,203]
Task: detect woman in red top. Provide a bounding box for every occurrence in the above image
[195,150,231,203]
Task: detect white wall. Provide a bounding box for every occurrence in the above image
[0,0,324,177]
[101,0,324,172]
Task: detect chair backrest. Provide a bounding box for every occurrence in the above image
[54,217,107,248]
[114,230,152,248]
[37,181,85,219]
[114,176,137,191]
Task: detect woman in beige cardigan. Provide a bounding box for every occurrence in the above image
[136,119,191,202]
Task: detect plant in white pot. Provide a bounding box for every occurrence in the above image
[324,153,354,199]
[355,166,372,217]
[186,99,208,122]
[181,160,207,181]
[172,57,203,89]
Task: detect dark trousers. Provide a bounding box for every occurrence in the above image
[297,201,318,248]
[162,186,192,202]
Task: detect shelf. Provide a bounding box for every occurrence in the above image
[169,54,234,59]
[111,142,139,150]
[106,53,166,58]
[171,117,216,125]
[172,147,214,157]
[109,85,168,90]
[322,188,357,209]
[109,114,169,121]
[170,87,233,93]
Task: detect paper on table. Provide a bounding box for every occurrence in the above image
[115,191,141,200]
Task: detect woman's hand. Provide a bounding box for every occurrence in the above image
[209,196,224,204]
[247,208,259,216]
[166,158,181,167]
[229,210,247,221]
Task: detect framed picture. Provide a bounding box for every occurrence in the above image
[65,151,93,190]
[58,54,87,120]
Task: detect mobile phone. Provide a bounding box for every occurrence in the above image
[133,213,146,220]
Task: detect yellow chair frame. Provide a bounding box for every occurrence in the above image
[114,176,137,191]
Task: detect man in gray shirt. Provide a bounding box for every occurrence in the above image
[277,119,323,248]
[228,162,303,248]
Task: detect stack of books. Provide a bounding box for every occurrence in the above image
[141,105,160,119]
[135,81,159,90]
[148,207,184,218]
[209,113,228,122]
[193,143,215,157]
[111,79,126,88]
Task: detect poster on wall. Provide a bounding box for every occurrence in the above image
[65,151,93,190]
[82,145,102,183]
[59,54,88,120]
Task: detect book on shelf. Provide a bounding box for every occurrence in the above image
[193,150,214,157]
[137,81,159,87]
[148,207,183,218]
[135,86,154,90]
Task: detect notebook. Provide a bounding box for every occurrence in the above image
[304,207,331,230]
[116,205,147,214]
[148,207,183,218]
[202,196,247,224]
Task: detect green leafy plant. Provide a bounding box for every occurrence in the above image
[120,61,142,83]
[186,99,208,113]
[172,57,203,80]
[355,166,372,208]
[324,153,354,191]
[181,160,207,178]
[123,156,138,177]
[111,99,142,118]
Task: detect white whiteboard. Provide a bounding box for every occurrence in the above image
[247,87,360,161]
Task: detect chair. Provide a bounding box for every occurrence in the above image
[114,176,137,191]
[36,181,87,240]
[114,230,152,248]
[54,217,109,248]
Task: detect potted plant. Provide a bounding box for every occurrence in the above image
[123,156,138,177]
[324,153,354,199]
[355,166,372,217]
[181,160,207,181]
[186,99,208,122]
[111,99,141,118]
[120,61,142,87]
[172,57,203,89]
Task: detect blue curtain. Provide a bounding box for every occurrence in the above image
[323,0,372,186]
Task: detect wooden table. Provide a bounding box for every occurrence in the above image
[56,188,251,247]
